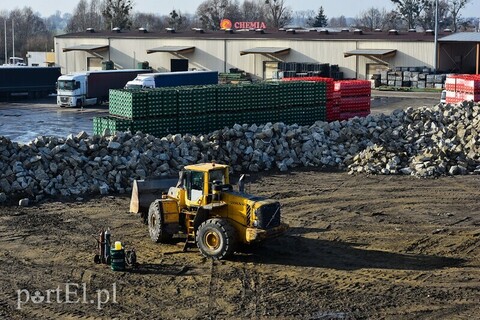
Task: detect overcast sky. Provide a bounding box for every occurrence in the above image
[2,0,480,19]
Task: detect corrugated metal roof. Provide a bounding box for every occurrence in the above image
[240,47,290,56]
[146,46,195,54]
[439,32,480,42]
[62,44,109,52]
[344,49,397,58]
[55,30,444,42]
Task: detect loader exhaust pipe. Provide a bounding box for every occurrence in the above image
[238,174,245,193]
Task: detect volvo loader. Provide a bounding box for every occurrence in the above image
[130,163,288,260]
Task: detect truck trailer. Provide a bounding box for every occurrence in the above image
[57,69,152,107]
[0,67,61,99]
[124,71,218,89]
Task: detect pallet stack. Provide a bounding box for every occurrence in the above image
[281,77,330,124]
[379,67,446,89]
[334,80,371,120]
[93,81,332,136]
[444,74,480,104]
[93,77,374,137]
[281,77,338,122]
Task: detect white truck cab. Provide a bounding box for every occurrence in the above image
[124,75,156,89]
[2,57,27,66]
[57,73,95,107]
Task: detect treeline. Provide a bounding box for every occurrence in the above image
[0,0,477,63]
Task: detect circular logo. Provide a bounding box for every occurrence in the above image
[220,19,233,30]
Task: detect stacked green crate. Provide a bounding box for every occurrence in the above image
[216,85,230,112]
[275,82,289,107]
[109,89,148,119]
[245,108,279,125]
[162,88,178,115]
[303,82,317,106]
[148,117,177,136]
[264,82,279,108]
[292,81,305,105]
[177,87,194,115]
[93,116,132,135]
[93,117,102,135]
[107,116,132,132]
[178,114,210,135]
[279,106,303,125]
[217,112,241,128]
[315,82,328,104]
[199,85,217,113]
[131,119,149,133]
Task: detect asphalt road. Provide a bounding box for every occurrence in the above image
[0,91,442,144]
[0,97,109,143]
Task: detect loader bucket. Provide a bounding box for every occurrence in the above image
[129,177,178,214]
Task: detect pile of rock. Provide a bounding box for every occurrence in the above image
[1,101,480,202]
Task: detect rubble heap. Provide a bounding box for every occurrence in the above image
[1,101,480,201]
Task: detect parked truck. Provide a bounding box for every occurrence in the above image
[57,69,152,107]
[124,70,218,89]
[0,67,61,99]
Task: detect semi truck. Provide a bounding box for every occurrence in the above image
[124,70,218,89]
[57,69,152,107]
[0,67,61,99]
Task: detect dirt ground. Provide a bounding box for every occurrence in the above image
[1,168,479,319]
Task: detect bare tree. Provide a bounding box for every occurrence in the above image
[66,0,104,32]
[168,10,189,31]
[88,0,104,30]
[102,0,133,30]
[196,0,241,30]
[1,8,51,60]
[382,10,406,30]
[390,0,429,29]
[131,13,164,31]
[355,7,383,31]
[264,0,292,28]
[446,0,470,32]
[329,16,348,28]
[66,0,89,32]
[240,0,267,21]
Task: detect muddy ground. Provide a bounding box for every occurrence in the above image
[1,169,479,319]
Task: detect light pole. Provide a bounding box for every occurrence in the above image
[434,0,439,72]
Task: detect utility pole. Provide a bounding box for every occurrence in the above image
[4,19,7,64]
[433,0,439,72]
[12,19,14,58]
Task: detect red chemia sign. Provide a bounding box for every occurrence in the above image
[220,19,267,30]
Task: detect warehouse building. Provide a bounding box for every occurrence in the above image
[54,28,479,80]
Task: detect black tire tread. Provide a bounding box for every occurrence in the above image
[196,218,236,260]
[148,200,173,243]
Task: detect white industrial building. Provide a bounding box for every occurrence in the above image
[54,28,480,79]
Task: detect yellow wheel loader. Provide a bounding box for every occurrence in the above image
[130,163,288,260]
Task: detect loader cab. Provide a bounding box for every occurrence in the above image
[183,163,229,207]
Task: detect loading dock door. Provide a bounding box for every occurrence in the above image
[171,59,189,72]
[87,57,102,71]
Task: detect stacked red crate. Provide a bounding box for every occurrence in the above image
[334,80,371,120]
[445,74,480,104]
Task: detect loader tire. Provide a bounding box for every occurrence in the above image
[148,200,173,243]
[196,218,236,260]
